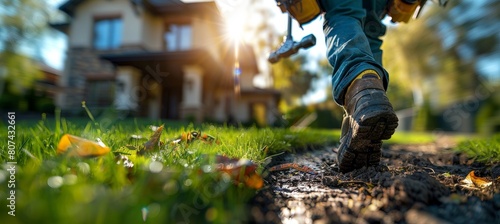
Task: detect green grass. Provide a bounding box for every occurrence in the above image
[385,131,436,145]
[3,110,491,223]
[0,113,341,224]
[456,134,500,163]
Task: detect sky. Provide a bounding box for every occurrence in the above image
[40,0,67,70]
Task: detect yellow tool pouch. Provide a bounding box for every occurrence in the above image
[387,0,421,23]
[277,0,323,26]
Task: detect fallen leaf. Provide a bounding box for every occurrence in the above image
[213,155,263,189]
[245,173,264,189]
[461,171,492,188]
[57,134,110,157]
[140,125,164,154]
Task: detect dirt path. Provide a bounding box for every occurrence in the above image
[249,140,500,224]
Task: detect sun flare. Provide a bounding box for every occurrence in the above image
[226,15,244,42]
[224,12,247,44]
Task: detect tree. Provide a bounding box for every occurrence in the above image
[271,53,319,110]
[385,0,500,101]
[0,0,53,97]
[382,0,500,131]
[0,0,52,51]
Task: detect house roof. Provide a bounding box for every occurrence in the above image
[144,0,217,15]
[59,0,218,16]
[59,0,85,16]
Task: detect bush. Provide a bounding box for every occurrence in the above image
[0,93,21,110]
[36,98,56,113]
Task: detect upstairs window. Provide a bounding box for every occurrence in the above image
[164,24,192,51]
[94,18,122,50]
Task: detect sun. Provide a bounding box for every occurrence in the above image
[223,11,248,45]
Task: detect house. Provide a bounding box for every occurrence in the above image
[51,0,280,124]
[36,62,61,100]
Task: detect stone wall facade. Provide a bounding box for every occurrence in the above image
[58,46,144,112]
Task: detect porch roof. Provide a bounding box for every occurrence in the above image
[100,49,224,75]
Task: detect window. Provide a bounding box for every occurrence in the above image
[94,18,122,50]
[164,24,192,51]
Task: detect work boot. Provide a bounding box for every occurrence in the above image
[336,71,398,173]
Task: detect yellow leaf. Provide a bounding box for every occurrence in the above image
[57,134,110,157]
[462,171,492,188]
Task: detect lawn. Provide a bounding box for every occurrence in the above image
[456,133,500,163]
[0,111,342,224]
[2,111,490,223]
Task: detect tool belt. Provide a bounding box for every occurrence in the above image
[276,0,324,26]
[388,0,449,23]
[276,0,447,25]
[387,0,422,23]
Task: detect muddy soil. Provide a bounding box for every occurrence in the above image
[249,139,500,224]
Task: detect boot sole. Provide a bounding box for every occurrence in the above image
[337,106,398,173]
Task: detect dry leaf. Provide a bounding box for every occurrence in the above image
[245,173,264,189]
[140,125,164,154]
[214,155,263,189]
[461,171,492,188]
[57,134,110,157]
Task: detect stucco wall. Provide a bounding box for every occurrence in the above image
[191,16,222,60]
[142,11,163,50]
[69,0,142,48]
[182,65,203,107]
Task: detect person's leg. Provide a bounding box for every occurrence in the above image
[322,0,388,105]
[321,0,398,173]
[363,0,389,66]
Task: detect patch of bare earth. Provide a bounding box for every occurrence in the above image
[249,140,500,224]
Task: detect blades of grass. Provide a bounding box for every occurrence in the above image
[82,101,101,135]
[61,117,68,133]
[82,101,96,124]
[55,108,61,135]
[134,117,140,133]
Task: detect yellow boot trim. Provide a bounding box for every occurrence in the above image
[344,69,380,105]
[353,69,380,80]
